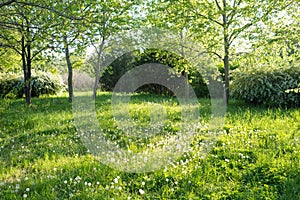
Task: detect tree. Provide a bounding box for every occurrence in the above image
[231,1,300,71]
[0,0,90,104]
[86,0,137,99]
[148,0,295,103]
[50,1,91,102]
[0,2,57,104]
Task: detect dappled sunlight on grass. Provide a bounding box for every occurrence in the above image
[0,92,299,199]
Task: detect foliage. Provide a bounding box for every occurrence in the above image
[0,93,299,199]
[0,48,21,73]
[99,49,209,98]
[147,0,297,101]
[230,65,300,107]
[0,73,23,98]
[0,71,65,98]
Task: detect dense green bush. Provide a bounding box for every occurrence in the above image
[230,65,300,107]
[0,71,66,98]
[99,49,209,98]
[0,73,23,98]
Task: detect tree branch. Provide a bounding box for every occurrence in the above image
[227,0,242,23]
[0,42,21,55]
[14,1,85,21]
[190,9,223,26]
[31,45,50,59]
[228,0,295,45]
[214,0,222,11]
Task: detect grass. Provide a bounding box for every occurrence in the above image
[0,92,299,199]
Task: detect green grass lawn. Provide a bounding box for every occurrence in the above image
[0,92,299,199]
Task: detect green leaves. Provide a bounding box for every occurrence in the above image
[0,71,65,99]
[230,65,300,107]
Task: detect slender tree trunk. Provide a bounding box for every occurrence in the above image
[184,72,189,100]
[222,0,230,104]
[223,50,229,103]
[21,36,27,101]
[64,36,74,102]
[22,35,32,105]
[26,44,32,105]
[180,30,189,100]
[93,37,105,99]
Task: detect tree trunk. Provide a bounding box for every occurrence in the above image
[25,48,32,105]
[93,37,105,100]
[222,0,230,104]
[184,71,189,100]
[180,30,189,100]
[223,51,229,103]
[22,35,31,105]
[64,36,74,102]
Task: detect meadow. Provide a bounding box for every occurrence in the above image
[0,92,299,199]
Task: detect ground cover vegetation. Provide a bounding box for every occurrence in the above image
[1,0,300,199]
[0,93,299,199]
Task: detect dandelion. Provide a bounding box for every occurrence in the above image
[141,181,145,186]
[139,189,145,195]
[75,176,81,181]
[23,194,27,198]
[26,188,30,192]
[64,180,67,184]
[114,178,118,183]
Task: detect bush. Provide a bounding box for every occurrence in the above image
[0,71,66,98]
[0,73,23,98]
[230,65,300,107]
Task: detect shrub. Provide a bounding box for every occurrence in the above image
[0,71,66,98]
[0,73,23,98]
[98,49,210,98]
[230,65,300,107]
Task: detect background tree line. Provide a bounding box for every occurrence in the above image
[0,0,299,106]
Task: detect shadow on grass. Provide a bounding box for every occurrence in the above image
[0,126,87,171]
